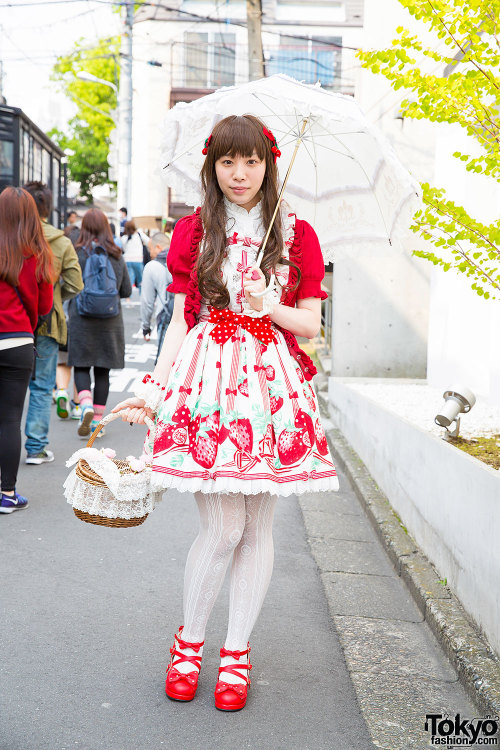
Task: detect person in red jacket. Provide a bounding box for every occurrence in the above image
[0,186,54,513]
[113,115,338,710]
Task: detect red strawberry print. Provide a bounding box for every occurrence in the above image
[243,364,247,374]
[314,419,329,455]
[218,423,229,444]
[229,418,253,453]
[188,414,218,468]
[294,409,315,446]
[154,421,176,452]
[269,395,283,414]
[166,389,173,400]
[238,379,249,397]
[277,429,308,466]
[172,405,191,427]
[202,410,220,432]
[265,365,275,381]
[296,367,305,384]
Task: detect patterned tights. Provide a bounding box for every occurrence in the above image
[178,492,277,681]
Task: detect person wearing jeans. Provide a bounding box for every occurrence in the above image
[24,335,59,459]
[22,181,83,465]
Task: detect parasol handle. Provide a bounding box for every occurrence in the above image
[254,117,309,271]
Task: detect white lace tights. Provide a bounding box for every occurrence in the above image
[181,491,277,662]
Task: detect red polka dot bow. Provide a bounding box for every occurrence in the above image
[208,307,276,345]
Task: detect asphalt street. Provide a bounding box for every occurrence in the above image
[1,300,376,750]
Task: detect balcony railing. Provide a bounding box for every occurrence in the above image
[171,42,356,95]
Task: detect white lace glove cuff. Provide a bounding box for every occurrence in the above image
[260,283,280,316]
[134,374,166,413]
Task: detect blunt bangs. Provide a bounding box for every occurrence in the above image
[211,115,267,161]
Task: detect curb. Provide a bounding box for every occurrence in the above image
[317,390,500,722]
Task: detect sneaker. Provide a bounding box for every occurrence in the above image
[0,491,29,514]
[78,404,95,437]
[70,401,81,420]
[55,389,70,419]
[26,449,55,465]
[90,420,106,438]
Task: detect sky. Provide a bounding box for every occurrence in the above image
[0,0,120,131]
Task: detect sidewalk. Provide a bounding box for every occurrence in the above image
[0,302,492,750]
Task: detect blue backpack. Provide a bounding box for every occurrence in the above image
[76,244,120,319]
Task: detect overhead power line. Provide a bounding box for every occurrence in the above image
[0,0,360,51]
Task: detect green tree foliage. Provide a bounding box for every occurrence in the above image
[49,37,120,201]
[357,0,500,299]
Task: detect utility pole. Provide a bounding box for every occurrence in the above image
[117,1,133,215]
[246,0,265,81]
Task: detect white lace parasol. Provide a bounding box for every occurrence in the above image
[160,74,421,262]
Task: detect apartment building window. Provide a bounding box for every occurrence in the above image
[184,32,236,88]
[266,36,342,89]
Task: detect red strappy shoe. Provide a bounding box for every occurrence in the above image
[214,644,252,711]
[165,626,204,702]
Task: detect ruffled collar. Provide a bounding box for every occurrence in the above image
[224,196,263,234]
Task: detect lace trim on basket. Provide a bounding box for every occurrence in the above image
[64,468,163,519]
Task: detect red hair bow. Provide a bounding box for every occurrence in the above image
[202,134,212,155]
[262,127,281,163]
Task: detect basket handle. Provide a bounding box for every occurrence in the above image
[86,410,155,448]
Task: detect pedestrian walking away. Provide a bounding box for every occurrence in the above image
[23,181,83,464]
[113,115,338,711]
[68,208,132,439]
[140,231,174,361]
[122,220,146,293]
[0,187,54,513]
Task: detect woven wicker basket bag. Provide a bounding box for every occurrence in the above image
[64,411,159,528]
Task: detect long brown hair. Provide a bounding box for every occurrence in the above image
[199,114,299,309]
[0,186,55,286]
[76,208,122,259]
[123,220,136,238]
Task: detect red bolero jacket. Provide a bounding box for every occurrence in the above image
[166,209,328,381]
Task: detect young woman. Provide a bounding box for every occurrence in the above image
[0,187,54,513]
[121,219,146,293]
[113,115,339,710]
[69,208,131,437]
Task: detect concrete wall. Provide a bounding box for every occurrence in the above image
[328,378,500,658]
[331,252,430,378]
[329,0,436,379]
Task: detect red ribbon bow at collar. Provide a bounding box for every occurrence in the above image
[215,681,246,696]
[208,308,276,345]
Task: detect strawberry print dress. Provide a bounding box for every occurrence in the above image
[150,200,339,497]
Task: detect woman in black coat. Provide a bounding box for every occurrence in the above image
[68,208,132,437]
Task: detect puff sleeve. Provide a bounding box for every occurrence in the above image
[166,215,196,294]
[295,220,328,301]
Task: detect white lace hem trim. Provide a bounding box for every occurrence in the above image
[150,472,339,497]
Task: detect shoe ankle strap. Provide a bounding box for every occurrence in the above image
[220,643,250,659]
[175,627,204,653]
[218,662,252,683]
[170,647,202,670]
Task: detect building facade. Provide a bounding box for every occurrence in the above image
[130,0,364,219]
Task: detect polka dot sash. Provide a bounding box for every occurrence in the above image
[208,307,277,345]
